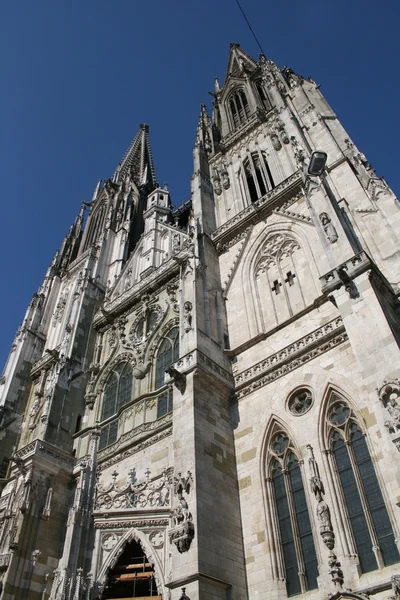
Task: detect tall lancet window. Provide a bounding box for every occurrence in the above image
[229,89,250,128]
[267,430,318,596]
[99,362,133,450]
[154,327,179,418]
[325,392,399,572]
[242,151,274,203]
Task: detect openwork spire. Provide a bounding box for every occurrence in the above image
[113,123,157,189]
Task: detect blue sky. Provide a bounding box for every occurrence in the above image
[1,0,399,369]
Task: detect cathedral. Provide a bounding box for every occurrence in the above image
[1,44,400,600]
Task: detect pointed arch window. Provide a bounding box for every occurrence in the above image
[242,151,274,203]
[101,362,133,421]
[154,327,179,391]
[326,394,399,572]
[267,431,318,596]
[228,89,250,129]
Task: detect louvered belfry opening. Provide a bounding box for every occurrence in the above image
[103,539,160,599]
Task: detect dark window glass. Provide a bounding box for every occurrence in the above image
[117,363,133,411]
[350,424,399,566]
[157,389,173,419]
[102,373,118,420]
[155,328,179,390]
[332,431,377,572]
[101,362,133,421]
[99,419,118,450]
[288,453,318,591]
[272,458,301,596]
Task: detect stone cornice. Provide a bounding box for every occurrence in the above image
[235,317,347,399]
[94,518,169,529]
[211,172,302,253]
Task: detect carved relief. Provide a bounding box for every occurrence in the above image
[287,388,313,416]
[183,301,192,332]
[95,469,172,511]
[169,472,194,553]
[320,212,338,244]
[149,530,164,549]
[378,380,400,451]
[101,533,119,551]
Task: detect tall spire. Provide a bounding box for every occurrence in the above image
[113,123,157,189]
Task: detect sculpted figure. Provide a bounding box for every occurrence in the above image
[320,212,338,244]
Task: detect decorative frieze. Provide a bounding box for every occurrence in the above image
[95,468,173,512]
[94,518,169,529]
[235,317,346,398]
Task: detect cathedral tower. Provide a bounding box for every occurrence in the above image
[0,45,400,600]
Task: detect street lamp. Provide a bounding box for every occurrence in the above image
[308,151,328,176]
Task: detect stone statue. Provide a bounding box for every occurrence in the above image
[221,166,230,190]
[213,174,222,196]
[317,500,332,532]
[183,301,193,332]
[320,212,338,244]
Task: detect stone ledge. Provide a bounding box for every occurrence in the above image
[234,317,347,399]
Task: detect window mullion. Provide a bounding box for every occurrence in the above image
[241,166,252,204]
[346,439,384,568]
[257,149,269,193]
[282,467,307,594]
[249,154,261,199]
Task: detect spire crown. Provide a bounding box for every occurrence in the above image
[113,124,156,190]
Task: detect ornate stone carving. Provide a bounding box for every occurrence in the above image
[378,381,400,452]
[149,530,164,549]
[220,165,230,190]
[95,468,172,511]
[387,574,400,599]
[288,388,313,416]
[169,472,194,553]
[290,136,307,168]
[308,445,344,588]
[52,292,68,326]
[183,301,193,332]
[270,132,282,151]
[320,212,338,244]
[94,518,169,529]
[166,366,186,394]
[212,172,222,196]
[179,587,191,600]
[235,317,346,399]
[0,553,11,572]
[101,533,119,551]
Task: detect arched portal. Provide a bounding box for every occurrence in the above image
[102,539,160,599]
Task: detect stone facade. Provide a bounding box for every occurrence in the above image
[0,45,400,600]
